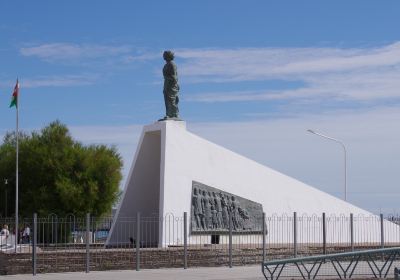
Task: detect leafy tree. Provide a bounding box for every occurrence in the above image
[0,121,122,217]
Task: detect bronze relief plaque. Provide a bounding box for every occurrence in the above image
[191,181,263,234]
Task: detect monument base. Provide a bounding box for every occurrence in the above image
[106,121,398,247]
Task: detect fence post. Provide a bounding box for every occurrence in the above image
[85,213,90,273]
[380,213,384,249]
[350,213,354,251]
[322,212,326,255]
[293,212,297,258]
[183,212,188,269]
[136,212,141,271]
[32,213,37,276]
[229,211,233,268]
[55,218,58,245]
[262,212,266,264]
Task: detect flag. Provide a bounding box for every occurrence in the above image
[9,80,19,108]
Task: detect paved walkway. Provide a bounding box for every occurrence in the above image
[2,266,265,280]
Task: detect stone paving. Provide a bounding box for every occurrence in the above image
[1,266,265,280]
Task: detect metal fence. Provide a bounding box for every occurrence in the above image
[1,212,400,275]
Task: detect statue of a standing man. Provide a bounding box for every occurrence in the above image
[161,50,180,120]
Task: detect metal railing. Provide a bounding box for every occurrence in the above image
[262,247,400,279]
[1,212,400,275]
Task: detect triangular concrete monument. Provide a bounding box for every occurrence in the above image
[106,121,397,247]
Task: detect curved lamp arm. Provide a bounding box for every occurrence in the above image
[307,129,347,201]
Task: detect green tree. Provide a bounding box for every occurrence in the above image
[0,121,122,217]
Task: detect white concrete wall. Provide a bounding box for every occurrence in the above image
[106,128,162,246]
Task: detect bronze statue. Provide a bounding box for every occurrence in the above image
[160,50,180,120]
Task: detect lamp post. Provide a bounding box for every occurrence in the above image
[4,179,7,217]
[307,129,347,201]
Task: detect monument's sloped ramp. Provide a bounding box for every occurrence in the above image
[160,121,367,216]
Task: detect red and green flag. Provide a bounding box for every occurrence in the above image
[9,80,19,108]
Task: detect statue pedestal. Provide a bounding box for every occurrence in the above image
[157,117,184,122]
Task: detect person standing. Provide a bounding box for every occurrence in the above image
[0,224,10,237]
[0,224,10,246]
[22,225,30,244]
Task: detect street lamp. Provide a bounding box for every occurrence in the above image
[307,129,347,201]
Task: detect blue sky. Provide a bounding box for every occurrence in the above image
[1,0,400,213]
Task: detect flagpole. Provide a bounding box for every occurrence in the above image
[15,79,19,253]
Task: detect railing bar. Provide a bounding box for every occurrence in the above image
[263,247,400,266]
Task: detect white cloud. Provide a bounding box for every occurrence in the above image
[22,74,98,88]
[70,124,142,146]
[186,88,321,102]
[122,52,161,63]
[69,124,142,172]
[187,69,400,103]
[0,74,99,89]
[20,43,132,62]
[174,42,400,102]
[19,43,400,103]
[0,74,98,89]
[178,43,400,78]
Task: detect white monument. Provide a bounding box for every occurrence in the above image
[106,121,399,247]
